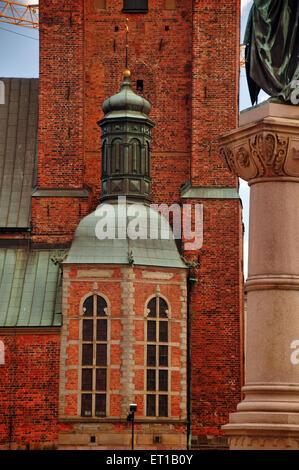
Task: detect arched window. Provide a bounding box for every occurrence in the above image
[128,138,141,174]
[111,138,123,174]
[80,294,109,418]
[146,296,169,417]
[102,140,107,176]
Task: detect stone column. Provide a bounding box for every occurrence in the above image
[219,102,299,450]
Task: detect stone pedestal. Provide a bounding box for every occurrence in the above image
[219,102,299,450]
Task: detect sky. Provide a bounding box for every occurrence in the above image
[0,0,39,77]
[238,0,269,278]
[0,0,256,278]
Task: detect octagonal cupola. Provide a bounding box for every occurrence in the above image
[98,70,155,204]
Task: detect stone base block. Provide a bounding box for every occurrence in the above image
[223,411,299,450]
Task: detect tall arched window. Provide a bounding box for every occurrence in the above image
[80,294,109,418]
[146,296,169,417]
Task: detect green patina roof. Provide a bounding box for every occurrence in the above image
[65,203,187,269]
[101,73,152,121]
[0,248,63,327]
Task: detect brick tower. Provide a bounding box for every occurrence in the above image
[0,0,243,450]
[58,69,188,449]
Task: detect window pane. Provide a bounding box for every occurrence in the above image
[159,321,168,342]
[96,369,106,391]
[83,319,93,341]
[96,344,107,366]
[147,345,156,366]
[81,394,92,417]
[83,296,93,316]
[146,394,156,416]
[159,370,168,391]
[82,344,93,365]
[147,320,156,342]
[147,369,156,391]
[159,298,168,318]
[82,369,92,390]
[95,394,106,417]
[159,345,168,366]
[159,395,168,417]
[97,319,107,341]
[123,0,148,11]
[147,298,156,317]
[96,296,107,316]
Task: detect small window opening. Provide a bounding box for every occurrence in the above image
[165,26,169,31]
[115,26,119,31]
[123,0,148,13]
[137,80,143,92]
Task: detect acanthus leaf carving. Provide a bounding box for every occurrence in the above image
[236,147,250,168]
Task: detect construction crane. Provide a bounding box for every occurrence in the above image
[0,0,38,29]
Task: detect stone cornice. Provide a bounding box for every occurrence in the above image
[0,327,61,335]
[32,188,90,198]
[180,183,239,199]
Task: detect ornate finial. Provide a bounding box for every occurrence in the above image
[124,69,131,77]
[125,17,129,70]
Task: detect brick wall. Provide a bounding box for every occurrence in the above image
[191,0,240,186]
[0,333,60,449]
[31,0,86,244]
[184,198,243,440]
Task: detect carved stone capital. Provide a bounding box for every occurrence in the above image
[219,104,299,184]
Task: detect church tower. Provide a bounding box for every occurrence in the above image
[0,0,242,451]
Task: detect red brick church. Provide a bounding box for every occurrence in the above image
[0,0,243,450]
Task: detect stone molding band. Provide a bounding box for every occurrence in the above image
[32,188,90,198]
[247,176,299,186]
[239,384,299,406]
[245,275,299,291]
[180,183,239,199]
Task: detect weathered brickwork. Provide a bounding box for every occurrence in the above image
[183,198,243,439]
[191,0,240,186]
[0,333,60,449]
[31,196,91,245]
[38,0,84,188]
[32,0,86,244]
